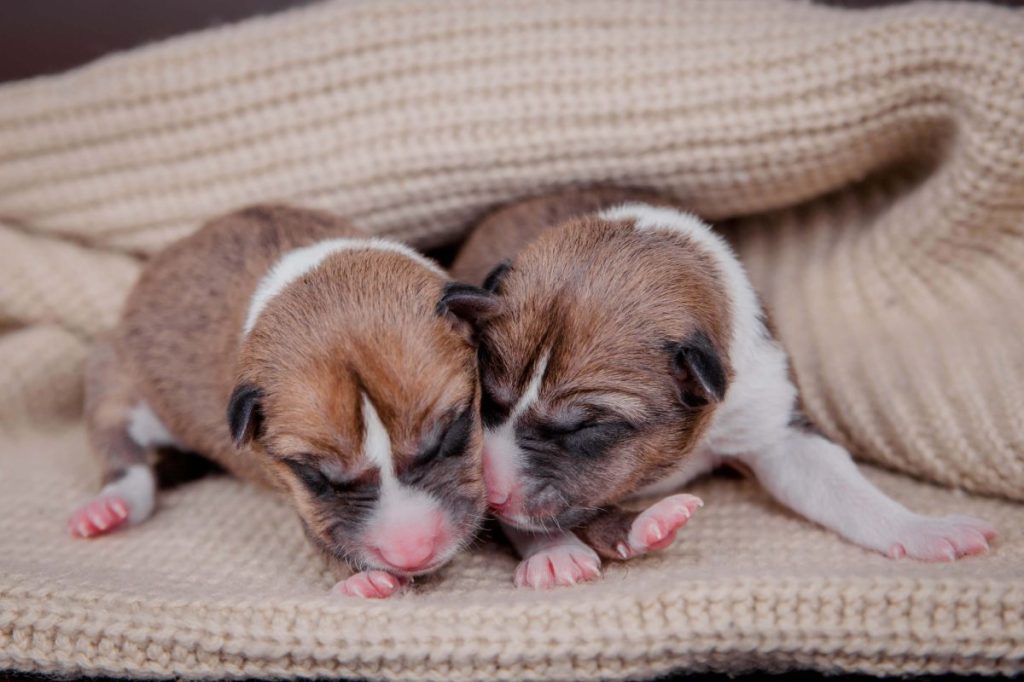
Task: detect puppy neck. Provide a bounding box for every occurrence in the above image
[242,237,445,336]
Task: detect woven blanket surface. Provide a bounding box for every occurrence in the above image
[1,426,1022,679]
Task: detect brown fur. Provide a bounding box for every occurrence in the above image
[451,189,732,539]
[452,187,674,286]
[86,204,485,570]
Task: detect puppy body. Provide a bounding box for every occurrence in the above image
[451,190,995,589]
[73,205,490,597]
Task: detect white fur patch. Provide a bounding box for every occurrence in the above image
[361,393,447,543]
[99,464,156,524]
[127,401,178,449]
[481,350,550,519]
[243,237,445,335]
[511,349,550,420]
[360,393,394,483]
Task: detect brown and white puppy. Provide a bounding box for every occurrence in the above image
[70,205,496,598]
[451,189,997,589]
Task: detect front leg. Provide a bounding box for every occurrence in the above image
[738,428,996,561]
[502,523,601,589]
[577,494,703,560]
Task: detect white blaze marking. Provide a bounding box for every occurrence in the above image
[127,401,178,449]
[243,237,446,335]
[482,349,550,510]
[360,393,395,484]
[511,349,550,421]
[360,393,445,537]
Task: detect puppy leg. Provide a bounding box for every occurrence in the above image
[738,428,996,561]
[578,494,703,560]
[502,523,601,589]
[69,338,159,538]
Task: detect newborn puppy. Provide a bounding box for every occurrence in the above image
[451,189,996,589]
[70,205,496,599]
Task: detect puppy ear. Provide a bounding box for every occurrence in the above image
[227,383,264,447]
[670,331,728,408]
[437,282,501,340]
[482,260,512,293]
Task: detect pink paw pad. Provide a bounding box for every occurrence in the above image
[333,570,406,599]
[514,543,601,590]
[889,514,996,562]
[623,493,703,558]
[68,496,129,538]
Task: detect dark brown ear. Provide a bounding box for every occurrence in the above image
[227,383,264,447]
[482,260,512,293]
[437,282,502,341]
[670,331,728,408]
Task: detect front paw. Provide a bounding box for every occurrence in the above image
[333,570,407,599]
[514,542,601,590]
[619,493,703,559]
[887,514,996,561]
[68,496,130,538]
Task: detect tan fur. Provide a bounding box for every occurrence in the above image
[84,335,149,485]
[452,189,731,532]
[452,187,674,286]
[86,204,484,570]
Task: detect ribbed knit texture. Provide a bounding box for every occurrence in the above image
[1,426,1022,680]
[0,0,1022,678]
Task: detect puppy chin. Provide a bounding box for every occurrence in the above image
[493,507,594,533]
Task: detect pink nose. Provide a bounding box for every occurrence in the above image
[483,446,520,513]
[375,536,438,572]
[370,513,448,573]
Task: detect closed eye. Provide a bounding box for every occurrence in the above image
[538,418,636,454]
[284,459,359,496]
[418,404,474,465]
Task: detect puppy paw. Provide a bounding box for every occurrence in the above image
[68,496,130,538]
[514,542,601,590]
[619,493,703,559]
[333,571,407,599]
[887,514,996,561]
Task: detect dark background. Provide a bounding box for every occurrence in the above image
[2,1,1020,84]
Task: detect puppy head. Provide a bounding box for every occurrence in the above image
[229,244,497,576]
[471,210,733,531]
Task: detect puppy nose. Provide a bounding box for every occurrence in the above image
[482,445,519,510]
[376,536,437,572]
[371,512,447,572]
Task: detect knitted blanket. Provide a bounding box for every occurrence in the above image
[1,0,1022,678]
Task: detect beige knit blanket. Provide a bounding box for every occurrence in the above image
[1,0,1022,678]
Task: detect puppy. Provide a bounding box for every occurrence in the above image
[451,189,996,589]
[70,205,498,598]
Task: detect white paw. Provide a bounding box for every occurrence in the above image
[887,514,996,561]
[619,493,703,559]
[333,570,407,599]
[514,541,601,589]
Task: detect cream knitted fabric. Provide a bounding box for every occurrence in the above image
[1,0,1022,500]
[0,0,1023,678]
[1,426,1022,679]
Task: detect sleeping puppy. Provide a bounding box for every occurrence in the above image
[70,205,497,599]
[451,189,996,589]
